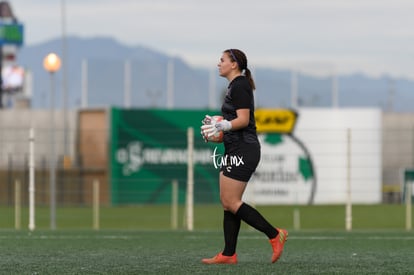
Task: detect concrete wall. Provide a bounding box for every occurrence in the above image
[0,108,110,205]
[382,112,414,188]
[0,109,77,168]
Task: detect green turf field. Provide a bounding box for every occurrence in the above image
[0,204,413,274]
[0,204,412,230]
[0,229,413,274]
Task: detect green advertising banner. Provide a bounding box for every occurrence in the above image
[110,108,224,205]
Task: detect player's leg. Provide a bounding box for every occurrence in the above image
[219,174,277,239]
[220,174,288,263]
[219,172,244,257]
[202,172,242,264]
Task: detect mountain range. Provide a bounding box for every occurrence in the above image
[14,36,414,112]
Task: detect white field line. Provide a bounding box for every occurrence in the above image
[186,235,414,241]
[0,235,414,241]
[0,235,133,240]
[247,236,414,240]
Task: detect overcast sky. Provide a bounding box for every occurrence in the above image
[8,0,414,79]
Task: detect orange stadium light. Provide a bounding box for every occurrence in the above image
[43,53,61,73]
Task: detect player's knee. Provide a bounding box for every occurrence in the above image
[220,196,239,213]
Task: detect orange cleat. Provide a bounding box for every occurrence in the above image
[269,228,288,263]
[201,252,238,264]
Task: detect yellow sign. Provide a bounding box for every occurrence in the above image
[254,109,298,134]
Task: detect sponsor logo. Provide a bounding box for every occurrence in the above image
[116,141,212,176]
[246,108,317,205]
[248,133,316,204]
[255,109,297,134]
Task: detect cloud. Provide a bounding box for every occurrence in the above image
[8,0,414,79]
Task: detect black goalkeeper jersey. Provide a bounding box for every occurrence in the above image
[221,75,259,145]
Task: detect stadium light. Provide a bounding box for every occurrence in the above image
[43,52,61,230]
[43,53,61,73]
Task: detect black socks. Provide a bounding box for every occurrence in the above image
[222,211,241,256]
[222,203,278,256]
[235,203,278,239]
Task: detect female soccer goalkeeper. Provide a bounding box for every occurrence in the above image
[200,49,288,264]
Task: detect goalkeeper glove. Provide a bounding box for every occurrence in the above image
[200,115,232,138]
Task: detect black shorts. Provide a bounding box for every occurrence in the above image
[220,142,260,182]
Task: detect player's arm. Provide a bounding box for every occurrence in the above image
[201,108,249,138]
[230,108,249,130]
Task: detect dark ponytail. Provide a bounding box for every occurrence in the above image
[244,67,256,91]
[225,49,256,90]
